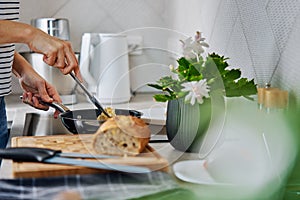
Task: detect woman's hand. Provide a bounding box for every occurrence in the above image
[20,75,62,118]
[13,53,62,118]
[21,91,61,119]
[27,28,82,80]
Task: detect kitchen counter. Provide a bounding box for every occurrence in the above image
[0,93,207,199]
[0,94,296,199]
[0,94,197,177]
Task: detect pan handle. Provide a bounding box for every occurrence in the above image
[41,101,70,113]
[20,96,70,113]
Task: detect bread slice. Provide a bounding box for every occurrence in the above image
[93,115,151,156]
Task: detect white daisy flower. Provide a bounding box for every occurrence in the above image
[180,32,209,61]
[181,37,197,59]
[181,79,210,105]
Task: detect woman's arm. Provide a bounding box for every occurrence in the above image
[0,20,33,44]
[0,20,81,79]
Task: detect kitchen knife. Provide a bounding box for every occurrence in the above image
[58,152,118,159]
[0,147,151,173]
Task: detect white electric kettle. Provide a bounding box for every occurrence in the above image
[80,33,131,104]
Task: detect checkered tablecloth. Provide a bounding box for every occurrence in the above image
[0,171,188,200]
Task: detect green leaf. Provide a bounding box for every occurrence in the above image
[208,53,229,73]
[176,91,188,98]
[177,57,190,68]
[147,83,163,90]
[156,76,176,86]
[202,54,228,81]
[189,65,201,77]
[153,94,174,102]
[225,78,257,98]
[223,69,241,81]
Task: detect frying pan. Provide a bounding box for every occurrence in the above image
[41,101,142,134]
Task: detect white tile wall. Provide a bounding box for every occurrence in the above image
[170,0,300,105]
[14,0,172,93]
[12,0,300,105]
[18,0,169,52]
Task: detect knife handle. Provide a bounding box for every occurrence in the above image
[0,147,61,162]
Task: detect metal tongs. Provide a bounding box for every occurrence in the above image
[70,72,111,118]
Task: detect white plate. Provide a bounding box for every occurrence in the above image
[173,160,231,185]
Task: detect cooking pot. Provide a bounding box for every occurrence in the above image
[43,101,142,134]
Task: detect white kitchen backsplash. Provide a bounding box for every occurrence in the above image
[11,0,300,105]
[13,0,173,94]
[169,0,300,106]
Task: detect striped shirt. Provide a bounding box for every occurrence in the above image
[0,0,20,96]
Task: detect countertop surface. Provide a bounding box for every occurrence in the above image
[0,93,199,178]
[0,93,296,199]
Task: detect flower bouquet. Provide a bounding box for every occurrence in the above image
[148,31,257,152]
[148,31,257,105]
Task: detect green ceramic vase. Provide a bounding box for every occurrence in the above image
[166,97,212,153]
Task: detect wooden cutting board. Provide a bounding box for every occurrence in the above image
[11,134,169,178]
